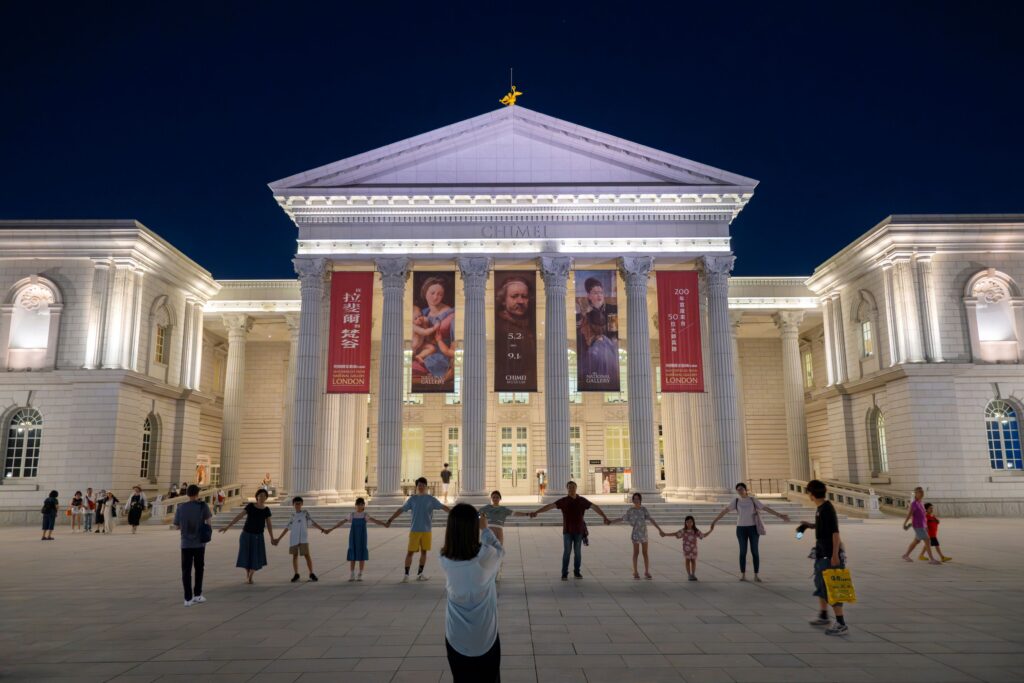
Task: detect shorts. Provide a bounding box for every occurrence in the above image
[442,483,450,492]
[407,531,432,552]
[929,537,940,547]
[812,554,847,605]
[289,543,310,557]
[913,527,928,541]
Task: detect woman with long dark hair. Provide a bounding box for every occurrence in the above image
[709,482,790,582]
[439,503,503,682]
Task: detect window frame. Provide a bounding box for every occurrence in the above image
[3,407,43,479]
[986,399,1023,470]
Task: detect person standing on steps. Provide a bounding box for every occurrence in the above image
[709,482,790,582]
[386,476,450,582]
[173,484,212,607]
[440,463,453,504]
[528,481,610,580]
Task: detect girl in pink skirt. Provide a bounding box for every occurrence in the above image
[662,515,713,581]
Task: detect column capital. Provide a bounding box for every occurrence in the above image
[538,255,573,286]
[284,312,301,335]
[293,257,328,284]
[729,310,744,327]
[772,310,805,335]
[700,254,735,279]
[375,257,411,288]
[457,256,492,285]
[222,314,253,337]
[617,256,655,285]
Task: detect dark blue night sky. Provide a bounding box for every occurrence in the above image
[2,2,1021,278]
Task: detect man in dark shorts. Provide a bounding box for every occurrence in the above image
[797,479,848,636]
[440,464,453,503]
[528,481,610,580]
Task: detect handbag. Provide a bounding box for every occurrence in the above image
[754,508,767,536]
[198,503,213,544]
[822,568,857,604]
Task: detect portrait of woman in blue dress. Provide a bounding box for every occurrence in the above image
[411,273,456,391]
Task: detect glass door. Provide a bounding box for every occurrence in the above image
[499,426,530,494]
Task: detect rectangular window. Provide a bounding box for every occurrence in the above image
[569,425,582,481]
[605,350,629,404]
[155,325,168,365]
[400,427,424,483]
[802,350,814,388]
[445,350,463,405]
[861,321,875,358]
[604,425,631,468]
[498,392,528,404]
[568,350,582,404]
[403,350,424,405]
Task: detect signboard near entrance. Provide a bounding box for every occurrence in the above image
[327,271,374,393]
[656,271,704,392]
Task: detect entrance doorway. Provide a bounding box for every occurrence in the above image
[499,426,530,495]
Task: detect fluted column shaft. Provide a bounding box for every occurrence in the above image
[660,392,679,496]
[350,395,369,496]
[220,313,253,486]
[916,255,944,362]
[179,300,194,387]
[374,257,410,500]
[619,256,657,494]
[730,312,747,482]
[540,256,572,499]
[894,258,924,362]
[675,392,695,496]
[457,257,491,498]
[703,256,742,491]
[692,273,718,496]
[281,313,300,495]
[190,303,204,389]
[773,311,810,480]
[291,258,328,496]
[336,395,358,499]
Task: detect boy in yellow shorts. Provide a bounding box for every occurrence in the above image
[386,477,449,582]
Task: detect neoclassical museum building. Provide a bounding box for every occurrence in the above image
[1,106,1023,520]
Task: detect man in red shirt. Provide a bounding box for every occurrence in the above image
[529,481,610,580]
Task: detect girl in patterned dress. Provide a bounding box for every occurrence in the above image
[608,493,664,580]
[662,515,713,581]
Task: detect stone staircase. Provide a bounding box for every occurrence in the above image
[211,498,855,529]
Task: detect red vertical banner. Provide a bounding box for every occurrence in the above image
[327,271,374,393]
[656,271,704,392]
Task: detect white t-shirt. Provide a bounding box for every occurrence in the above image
[285,510,316,546]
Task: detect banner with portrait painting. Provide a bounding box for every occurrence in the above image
[493,270,537,392]
[574,270,620,392]
[410,271,456,393]
[655,270,704,392]
[326,271,374,393]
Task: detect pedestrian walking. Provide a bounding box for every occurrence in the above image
[440,503,504,682]
[527,480,610,580]
[41,490,59,540]
[917,503,952,562]
[219,489,275,584]
[902,487,941,564]
[662,515,713,581]
[273,496,325,583]
[607,492,664,579]
[172,484,212,607]
[324,497,388,582]
[797,479,849,636]
[126,485,147,533]
[386,477,450,582]
[709,482,790,582]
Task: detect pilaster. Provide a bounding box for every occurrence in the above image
[220,313,253,487]
[773,310,810,480]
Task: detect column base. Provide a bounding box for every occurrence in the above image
[369,495,408,506]
[289,490,340,505]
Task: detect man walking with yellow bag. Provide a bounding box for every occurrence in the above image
[797,479,849,636]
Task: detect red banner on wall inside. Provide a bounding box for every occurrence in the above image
[656,271,704,392]
[327,271,374,393]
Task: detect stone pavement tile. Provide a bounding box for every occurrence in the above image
[961,667,1024,683]
[262,658,358,673]
[108,676,161,683]
[795,652,945,668]
[929,654,1024,668]
[582,667,686,682]
[574,642,661,654]
[859,667,983,683]
[153,676,252,683]
[128,661,225,675]
[537,669,587,683]
[353,657,405,671]
[654,642,704,654]
[323,643,409,658]
[531,640,575,655]
[752,654,807,668]
[496,670,538,683]
[248,675,300,683]
[697,642,786,654]
[391,671,444,683]
[780,640,912,654]
[665,654,760,668]
[278,645,332,659]
[674,669,736,683]
[406,644,447,657]
[399,656,449,670]
[296,673,393,683]
[535,654,624,669]
[59,649,167,663]
[622,653,674,667]
[216,659,271,674]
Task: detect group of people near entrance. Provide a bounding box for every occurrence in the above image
[39,486,145,538]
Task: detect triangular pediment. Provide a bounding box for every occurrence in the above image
[270,107,757,194]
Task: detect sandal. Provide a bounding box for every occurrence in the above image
[644,573,652,580]
[633,572,640,580]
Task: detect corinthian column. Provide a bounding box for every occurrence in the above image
[691,272,719,497]
[220,313,253,486]
[291,258,328,497]
[702,255,742,491]
[457,257,491,499]
[374,257,410,501]
[336,395,357,499]
[618,256,658,494]
[539,256,572,499]
[281,313,300,496]
[773,310,810,480]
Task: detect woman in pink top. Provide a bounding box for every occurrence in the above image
[901,486,941,564]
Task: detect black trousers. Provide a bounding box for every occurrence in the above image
[446,635,500,682]
[181,547,206,601]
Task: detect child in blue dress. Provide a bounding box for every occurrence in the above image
[325,497,388,581]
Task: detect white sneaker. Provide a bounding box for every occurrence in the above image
[356,574,363,582]
[401,575,409,583]
[183,600,193,607]
[191,595,206,604]
[416,574,429,582]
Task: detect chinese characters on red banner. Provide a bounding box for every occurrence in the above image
[656,271,704,392]
[327,272,374,393]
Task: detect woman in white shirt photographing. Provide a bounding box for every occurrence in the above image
[439,503,504,682]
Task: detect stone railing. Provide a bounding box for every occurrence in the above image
[150,484,242,524]
[785,479,909,518]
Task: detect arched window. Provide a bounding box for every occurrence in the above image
[986,400,1023,470]
[854,290,880,373]
[965,270,1022,363]
[2,277,63,371]
[867,408,889,475]
[140,416,153,479]
[4,408,42,479]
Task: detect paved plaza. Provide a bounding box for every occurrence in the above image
[2,516,1021,683]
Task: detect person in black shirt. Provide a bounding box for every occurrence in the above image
[440,464,453,503]
[219,489,275,584]
[796,479,848,636]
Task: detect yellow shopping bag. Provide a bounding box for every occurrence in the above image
[822,568,857,604]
